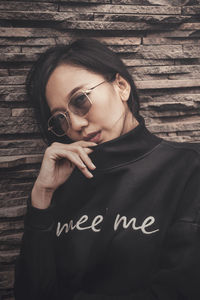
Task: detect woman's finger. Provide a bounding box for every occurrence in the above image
[55,149,94,179]
[75,147,96,170]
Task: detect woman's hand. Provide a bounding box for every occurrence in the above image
[31,140,97,209]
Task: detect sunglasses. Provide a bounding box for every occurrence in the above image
[47,78,112,137]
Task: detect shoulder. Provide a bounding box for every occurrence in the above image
[160,139,200,158]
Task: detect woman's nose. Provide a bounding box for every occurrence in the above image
[68,112,89,131]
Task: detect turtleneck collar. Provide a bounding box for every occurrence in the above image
[89,120,163,172]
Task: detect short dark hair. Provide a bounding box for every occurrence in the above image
[26,38,144,145]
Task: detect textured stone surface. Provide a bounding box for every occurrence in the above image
[0,205,26,218]
[0,154,43,168]
[0,37,56,46]
[0,116,40,134]
[0,270,14,289]
[136,79,200,89]
[0,1,58,11]
[60,4,181,14]
[0,93,27,102]
[112,0,197,4]
[148,120,200,133]
[94,13,190,24]
[0,220,24,235]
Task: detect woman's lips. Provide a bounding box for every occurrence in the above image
[84,131,101,143]
[89,131,101,143]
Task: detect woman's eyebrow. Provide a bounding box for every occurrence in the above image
[67,84,85,99]
[51,107,66,115]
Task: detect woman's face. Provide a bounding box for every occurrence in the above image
[45,64,138,144]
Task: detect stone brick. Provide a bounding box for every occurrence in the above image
[0,139,45,149]
[0,53,39,62]
[0,147,45,156]
[112,0,189,4]
[59,0,110,2]
[148,120,200,133]
[179,23,200,30]
[0,116,39,135]
[0,190,29,202]
[0,93,27,102]
[123,59,173,66]
[0,250,19,264]
[57,36,141,45]
[0,154,43,168]
[0,220,24,235]
[183,45,200,57]
[140,48,200,59]
[0,270,14,289]
[147,30,200,38]
[132,73,168,81]
[109,45,139,53]
[0,45,21,53]
[58,20,156,31]
[132,65,200,75]
[0,205,26,218]
[0,11,92,22]
[9,68,29,76]
[0,37,56,46]
[182,6,200,15]
[0,86,25,95]
[141,101,199,114]
[94,13,189,24]
[0,1,58,11]
[0,196,28,209]
[129,65,200,80]
[0,108,11,116]
[0,27,72,38]
[0,169,39,180]
[0,181,33,193]
[12,108,34,117]
[21,45,55,54]
[143,37,200,45]
[140,94,200,104]
[142,109,198,118]
[0,76,25,85]
[135,79,200,89]
[141,44,182,52]
[168,73,200,80]
[0,69,8,76]
[60,4,181,14]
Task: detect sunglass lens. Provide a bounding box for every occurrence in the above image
[69,92,91,116]
[49,113,69,136]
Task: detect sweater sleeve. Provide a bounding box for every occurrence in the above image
[14,197,73,300]
[74,155,200,300]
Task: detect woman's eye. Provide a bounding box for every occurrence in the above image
[73,94,87,106]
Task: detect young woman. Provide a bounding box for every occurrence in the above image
[14,38,200,300]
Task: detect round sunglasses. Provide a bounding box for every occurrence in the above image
[47,79,109,137]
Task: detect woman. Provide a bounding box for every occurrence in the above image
[14,38,200,300]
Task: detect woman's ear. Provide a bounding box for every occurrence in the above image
[114,73,131,102]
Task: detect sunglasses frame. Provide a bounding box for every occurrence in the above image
[47,78,109,137]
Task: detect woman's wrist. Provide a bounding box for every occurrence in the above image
[31,182,55,209]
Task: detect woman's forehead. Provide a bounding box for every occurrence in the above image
[45,64,104,106]
[47,64,103,93]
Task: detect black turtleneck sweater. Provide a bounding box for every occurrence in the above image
[14,121,200,300]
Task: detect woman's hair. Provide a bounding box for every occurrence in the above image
[26,38,144,145]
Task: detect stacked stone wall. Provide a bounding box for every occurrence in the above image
[0,1,200,299]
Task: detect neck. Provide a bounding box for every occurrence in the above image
[121,109,139,137]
